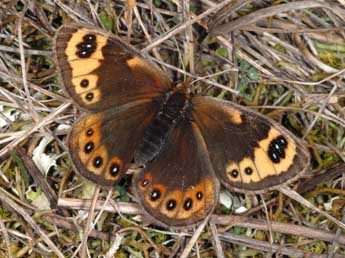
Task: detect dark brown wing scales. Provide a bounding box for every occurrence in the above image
[69,100,159,186]
[192,96,309,192]
[54,24,172,111]
[134,120,219,227]
[134,91,188,164]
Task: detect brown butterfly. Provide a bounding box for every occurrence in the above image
[54,24,310,227]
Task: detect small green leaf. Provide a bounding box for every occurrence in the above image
[99,11,114,31]
[215,47,228,58]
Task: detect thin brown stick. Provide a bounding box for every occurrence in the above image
[219,232,342,258]
[180,214,210,258]
[79,185,100,258]
[0,216,13,258]
[209,222,224,258]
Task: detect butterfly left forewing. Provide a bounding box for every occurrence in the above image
[134,120,219,227]
[54,24,172,111]
[192,96,309,192]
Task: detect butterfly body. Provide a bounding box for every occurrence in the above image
[134,89,190,164]
[54,24,309,227]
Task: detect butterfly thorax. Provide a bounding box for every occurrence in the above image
[134,90,190,164]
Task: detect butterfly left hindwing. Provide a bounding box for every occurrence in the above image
[191,96,310,193]
[69,100,159,186]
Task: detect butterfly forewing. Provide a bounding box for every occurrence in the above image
[134,120,219,227]
[69,100,159,186]
[192,96,309,192]
[54,24,172,111]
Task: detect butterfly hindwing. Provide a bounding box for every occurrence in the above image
[134,120,219,227]
[69,100,159,186]
[192,96,309,192]
[54,24,172,111]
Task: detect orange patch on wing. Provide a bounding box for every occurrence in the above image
[253,147,277,177]
[138,172,153,191]
[65,30,107,92]
[239,157,260,183]
[223,106,242,125]
[70,59,102,77]
[145,184,166,208]
[73,114,102,163]
[72,74,99,94]
[86,145,109,176]
[80,89,101,105]
[274,139,296,174]
[104,156,124,180]
[160,190,183,218]
[226,162,242,183]
[126,56,147,69]
[65,29,107,61]
[176,181,206,220]
[203,176,216,210]
[258,128,296,175]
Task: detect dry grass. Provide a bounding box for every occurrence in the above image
[0,0,345,257]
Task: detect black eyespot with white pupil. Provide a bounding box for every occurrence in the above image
[85,93,94,101]
[84,142,94,153]
[196,191,203,200]
[277,136,287,147]
[184,198,193,211]
[167,199,176,210]
[245,167,253,175]
[93,156,103,168]
[109,163,120,176]
[151,189,161,201]
[80,79,89,88]
[83,34,96,42]
[268,135,288,163]
[231,169,239,178]
[142,179,149,187]
[76,34,97,58]
[86,129,93,136]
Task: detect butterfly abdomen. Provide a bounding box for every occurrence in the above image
[134,91,189,164]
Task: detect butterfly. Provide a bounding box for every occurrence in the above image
[54,24,310,227]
